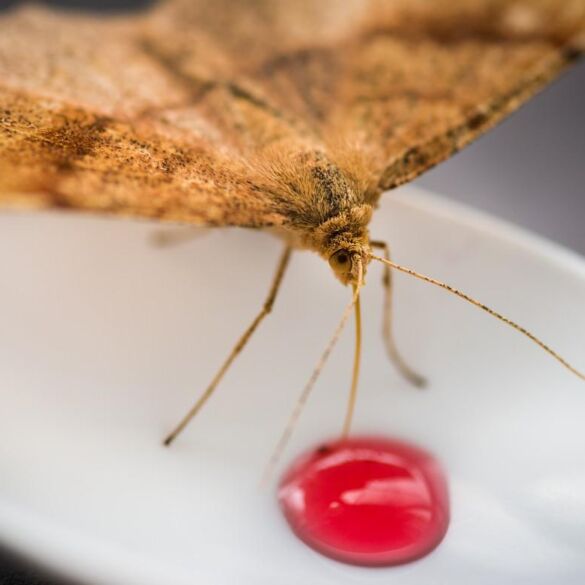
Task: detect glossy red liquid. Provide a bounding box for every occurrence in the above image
[278,437,449,566]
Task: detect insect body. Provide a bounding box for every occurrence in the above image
[0,1,584,455]
[161,148,585,456]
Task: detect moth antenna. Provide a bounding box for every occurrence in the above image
[370,254,585,382]
[342,262,364,436]
[262,272,361,485]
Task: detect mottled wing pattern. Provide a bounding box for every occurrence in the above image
[0,0,583,226]
[332,0,585,191]
[0,6,286,227]
[146,0,584,192]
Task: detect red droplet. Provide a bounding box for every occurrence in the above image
[278,436,449,567]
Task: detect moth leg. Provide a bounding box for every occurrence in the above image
[370,240,426,388]
[163,245,292,446]
[150,227,209,248]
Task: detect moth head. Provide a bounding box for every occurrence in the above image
[328,246,368,286]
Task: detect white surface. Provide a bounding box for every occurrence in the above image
[1,186,585,585]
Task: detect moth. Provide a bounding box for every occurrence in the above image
[1,0,584,456]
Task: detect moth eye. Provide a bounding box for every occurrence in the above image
[329,250,350,270]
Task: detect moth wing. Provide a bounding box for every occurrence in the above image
[326,1,585,192]
[1,1,583,227]
[0,6,285,227]
[144,0,584,194]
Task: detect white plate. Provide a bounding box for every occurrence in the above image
[1,186,584,585]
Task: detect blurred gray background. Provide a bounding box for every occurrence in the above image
[418,62,585,255]
[0,1,583,584]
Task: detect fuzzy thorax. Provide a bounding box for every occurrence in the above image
[259,148,375,285]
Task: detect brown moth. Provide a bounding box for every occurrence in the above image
[1,0,584,452]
